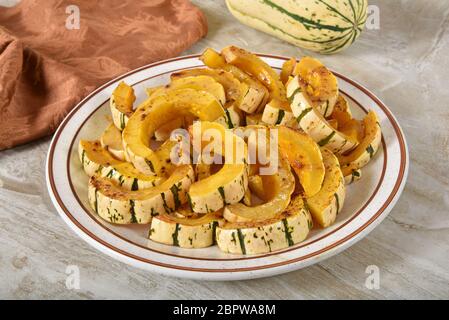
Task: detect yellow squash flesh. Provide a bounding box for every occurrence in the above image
[200,48,268,113]
[171,68,243,103]
[293,56,338,118]
[221,46,287,104]
[100,123,127,161]
[277,126,325,198]
[281,58,297,85]
[79,140,162,190]
[110,81,136,130]
[307,148,345,228]
[337,111,382,168]
[188,122,248,213]
[122,89,226,175]
[152,75,226,107]
[223,157,294,222]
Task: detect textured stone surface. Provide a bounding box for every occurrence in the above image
[1,0,448,299]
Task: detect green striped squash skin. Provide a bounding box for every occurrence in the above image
[226,0,368,54]
[216,203,312,255]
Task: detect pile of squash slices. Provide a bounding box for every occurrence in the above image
[78,46,382,255]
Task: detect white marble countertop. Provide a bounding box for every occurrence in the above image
[1,0,448,299]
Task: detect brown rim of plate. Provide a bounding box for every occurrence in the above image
[47,54,407,272]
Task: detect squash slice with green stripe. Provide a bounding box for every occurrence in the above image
[337,111,382,170]
[200,48,268,114]
[261,99,297,127]
[287,76,358,154]
[343,168,362,185]
[148,76,239,129]
[217,195,312,255]
[110,81,135,131]
[171,68,244,106]
[79,140,166,190]
[150,75,226,107]
[292,56,339,118]
[188,122,249,213]
[123,89,227,175]
[78,140,121,177]
[100,123,127,161]
[149,211,223,248]
[307,148,345,228]
[88,165,194,224]
[221,45,288,109]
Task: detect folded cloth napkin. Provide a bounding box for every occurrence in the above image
[0,0,207,150]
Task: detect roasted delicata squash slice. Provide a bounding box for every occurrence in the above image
[240,125,324,198]
[110,81,136,130]
[153,75,227,106]
[287,76,358,154]
[171,68,243,102]
[262,99,296,126]
[200,48,268,113]
[292,57,338,118]
[100,163,163,190]
[171,76,226,106]
[245,113,263,126]
[329,94,353,127]
[280,58,297,85]
[337,111,382,169]
[343,168,362,185]
[221,45,287,104]
[169,72,246,128]
[154,117,184,142]
[88,165,194,224]
[216,103,243,128]
[340,162,362,185]
[79,140,162,189]
[200,47,227,69]
[100,123,127,161]
[224,157,294,222]
[79,140,121,177]
[123,89,228,175]
[151,83,237,129]
[195,163,213,181]
[277,126,325,198]
[195,163,224,181]
[149,211,223,248]
[188,122,248,213]
[217,196,312,255]
[247,175,266,201]
[153,139,179,177]
[307,148,345,228]
[154,115,195,142]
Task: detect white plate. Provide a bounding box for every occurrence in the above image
[46,54,408,281]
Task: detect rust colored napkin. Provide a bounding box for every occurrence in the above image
[0,0,207,150]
